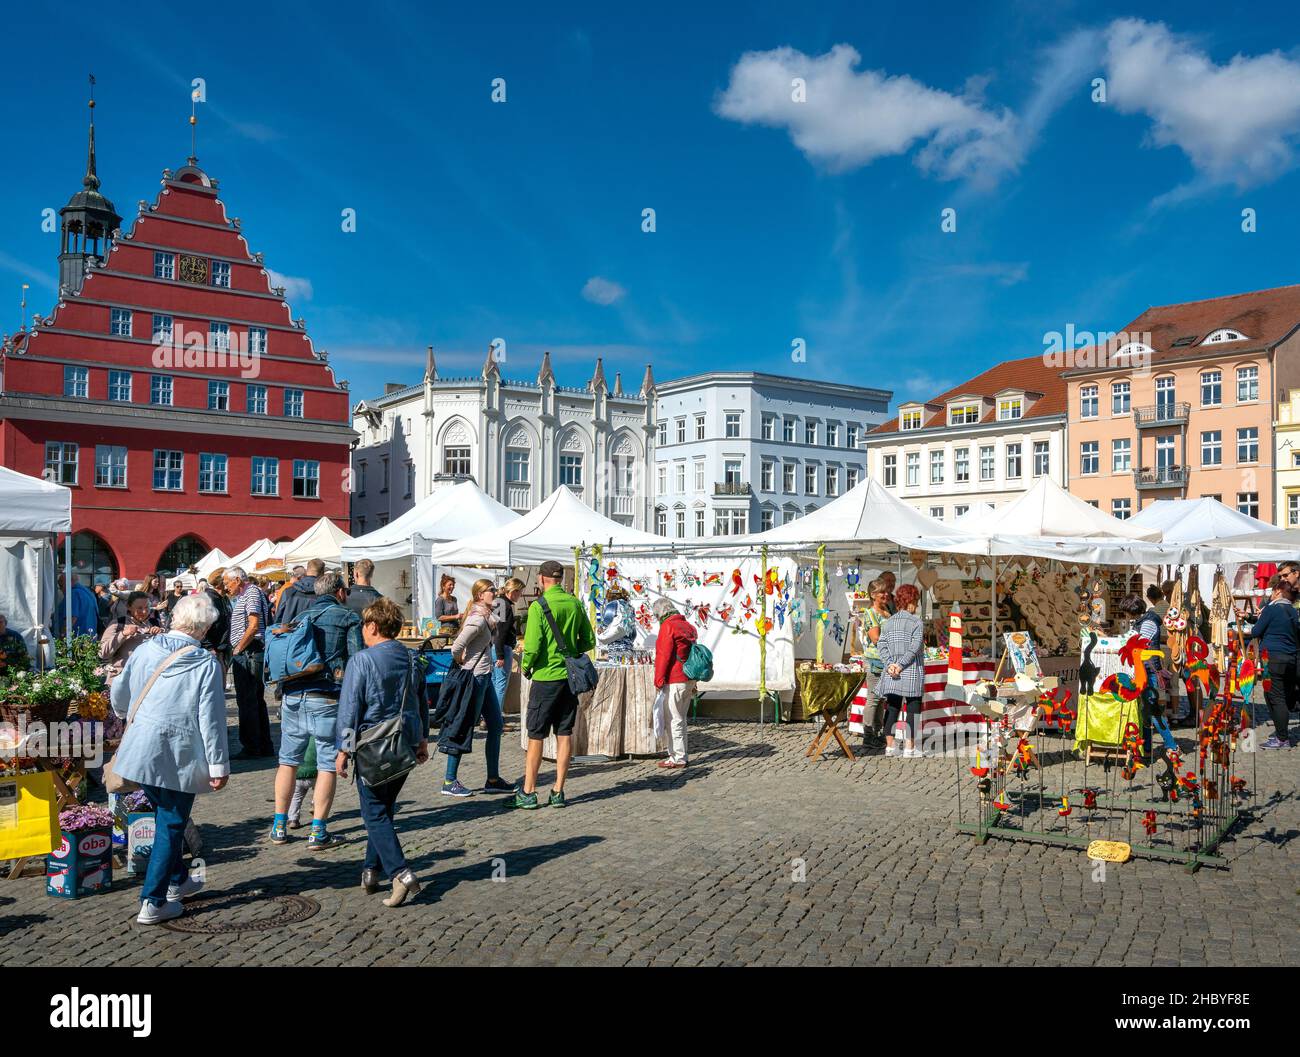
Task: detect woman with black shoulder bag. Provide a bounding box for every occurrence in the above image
[335,598,429,907]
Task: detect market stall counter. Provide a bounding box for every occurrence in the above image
[519,662,660,759]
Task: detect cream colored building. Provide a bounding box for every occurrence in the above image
[1277,388,1300,526]
[862,354,1067,523]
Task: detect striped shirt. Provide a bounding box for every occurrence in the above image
[230,582,268,649]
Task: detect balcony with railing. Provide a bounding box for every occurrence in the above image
[1134,402,1190,427]
[1134,466,1190,489]
[611,494,635,517]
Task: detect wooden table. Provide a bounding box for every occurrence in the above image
[518,665,659,759]
[796,669,866,761]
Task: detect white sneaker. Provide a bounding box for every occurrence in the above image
[167,876,204,902]
[903,747,925,758]
[136,899,184,925]
[884,746,900,757]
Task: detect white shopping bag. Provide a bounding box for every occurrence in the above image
[653,687,667,743]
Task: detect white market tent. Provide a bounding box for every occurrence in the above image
[734,477,952,554]
[424,485,665,567]
[1126,497,1274,543]
[341,480,519,563]
[193,547,230,580]
[952,502,996,530]
[0,467,71,658]
[914,477,1170,565]
[223,537,283,571]
[283,516,354,567]
[962,477,1160,542]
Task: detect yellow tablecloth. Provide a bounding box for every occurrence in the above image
[1074,693,1141,751]
[794,669,866,722]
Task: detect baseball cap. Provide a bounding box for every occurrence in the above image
[538,560,565,579]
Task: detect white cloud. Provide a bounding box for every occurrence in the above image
[581,276,626,305]
[714,44,1021,186]
[1103,18,1300,188]
[267,269,313,301]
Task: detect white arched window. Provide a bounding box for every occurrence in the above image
[1203,329,1248,345]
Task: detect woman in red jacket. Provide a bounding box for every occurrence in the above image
[653,598,698,769]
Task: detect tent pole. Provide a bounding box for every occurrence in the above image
[759,544,768,724]
[64,531,73,647]
[815,543,826,665]
[990,554,997,668]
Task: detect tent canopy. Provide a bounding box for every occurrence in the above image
[424,486,664,567]
[224,538,282,571]
[0,465,71,535]
[284,516,353,566]
[735,478,948,551]
[1126,497,1274,542]
[964,477,1161,542]
[341,480,519,563]
[193,548,230,579]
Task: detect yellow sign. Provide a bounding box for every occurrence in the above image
[1086,839,1132,863]
[0,772,60,860]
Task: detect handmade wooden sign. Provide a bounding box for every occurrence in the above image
[1086,839,1132,863]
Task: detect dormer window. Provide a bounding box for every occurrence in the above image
[997,397,1023,421]
[1203,329,1248,345]
[949,403,981,425]
[900,409,923,431]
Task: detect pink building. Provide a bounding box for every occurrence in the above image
[1064,285,1300,525]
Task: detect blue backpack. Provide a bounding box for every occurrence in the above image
[265,610,328,685]
[682,642,713,682]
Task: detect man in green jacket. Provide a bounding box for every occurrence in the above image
[514,560,595,809]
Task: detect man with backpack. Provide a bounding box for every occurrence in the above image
[513,560,595,810]
[269,570,363,849]
[226,567,274,760]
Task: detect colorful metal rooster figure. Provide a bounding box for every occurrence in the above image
[1141,810,1158,837]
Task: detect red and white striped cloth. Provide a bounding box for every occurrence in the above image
[848,658,994,732]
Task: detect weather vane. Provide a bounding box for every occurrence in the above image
[189,81,199,164]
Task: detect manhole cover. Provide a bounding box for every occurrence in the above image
[161,892,320,935]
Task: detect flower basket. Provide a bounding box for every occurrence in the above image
[0,666,95,727]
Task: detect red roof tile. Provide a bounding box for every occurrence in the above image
[869,354,1068,435]
[1090,283,1300,371]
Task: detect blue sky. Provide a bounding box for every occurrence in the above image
[3,1,1300,408]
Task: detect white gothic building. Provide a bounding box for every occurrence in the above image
[350,348,656,534]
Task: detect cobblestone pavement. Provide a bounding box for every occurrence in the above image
[3,699,1298,967]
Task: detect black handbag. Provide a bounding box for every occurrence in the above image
[352,663,419,788]
[537,597,599,695]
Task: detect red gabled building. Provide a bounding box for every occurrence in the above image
[0,106,355,584]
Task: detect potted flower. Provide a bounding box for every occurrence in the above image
[48,803,114,899]
[0,667,88,726]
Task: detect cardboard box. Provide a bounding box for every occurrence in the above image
[45,827,113,899]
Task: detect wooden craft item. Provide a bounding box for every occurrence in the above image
[1086,840,1132,863]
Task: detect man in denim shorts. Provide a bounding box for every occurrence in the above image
[269,571,362,849]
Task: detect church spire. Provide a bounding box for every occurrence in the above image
[640,363,656,397]
[613,372,624,397]
[482,341,500,378]
[84,74,100,191]
[537,350,555,387]
[589,357,607,392]
[425,345,436,381]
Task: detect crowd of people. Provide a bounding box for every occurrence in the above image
[63,548,1299,927]
[97,555,650,924]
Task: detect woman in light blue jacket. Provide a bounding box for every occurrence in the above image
[110,593,229,925]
